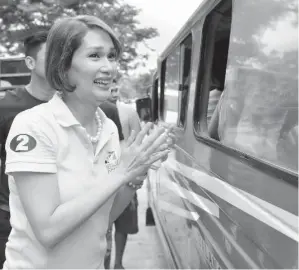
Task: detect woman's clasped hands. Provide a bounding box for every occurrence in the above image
[117,122,175,187]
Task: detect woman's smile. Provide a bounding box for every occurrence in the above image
[93,78,112,90]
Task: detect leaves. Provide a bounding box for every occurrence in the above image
[117,70,155,100]
[0,0,158,72]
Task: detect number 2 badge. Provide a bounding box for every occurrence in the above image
[10,134,37,152]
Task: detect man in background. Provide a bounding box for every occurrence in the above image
[102,82,141,269]
[0,30,55,268]
[99,101,124,269]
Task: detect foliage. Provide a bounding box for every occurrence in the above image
[118,70,155,100]
[0,0,159,72]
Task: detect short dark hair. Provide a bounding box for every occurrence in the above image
[24,31,48,59]
[46,15,122,92]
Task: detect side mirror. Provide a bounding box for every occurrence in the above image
[136,97,153,122]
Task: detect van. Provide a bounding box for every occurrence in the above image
[0,57,31,89]
[146,0,298,268]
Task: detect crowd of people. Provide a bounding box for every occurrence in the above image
[0,15,174,269]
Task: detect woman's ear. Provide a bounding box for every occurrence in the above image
[25,56,35,71]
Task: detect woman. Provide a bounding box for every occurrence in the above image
[4,15,171,269]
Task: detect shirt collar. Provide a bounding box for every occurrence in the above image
[48,92,80,127]
[48,92,112,132]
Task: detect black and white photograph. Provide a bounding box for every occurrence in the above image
[0,0,298,269]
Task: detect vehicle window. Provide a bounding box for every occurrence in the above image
[136,98,152,122]
[0,75,30,86]
[0,58,30,87]
[0,59,30,74]
[178,34,192,127]
[161,34,192,126]
[193,0,232,131]
[206,35,230,125]
[208,0,298,172]
[162,46,180,124]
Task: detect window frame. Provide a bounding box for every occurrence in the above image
[159,33,193,129]
[151,77,159,122]
[193,10,224,134]
[178,34,193,129]
[159,59,166,121]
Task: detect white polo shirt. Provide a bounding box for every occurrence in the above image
[4,93,121,269]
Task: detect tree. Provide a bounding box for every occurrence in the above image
[228,0,297,73]
[117,70,155,100]
[132,71,155,98]
[118,77,136,101]
[0,0,158,72]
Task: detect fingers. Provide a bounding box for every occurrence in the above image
[127,130,137,147]
[145,149,170,165]
[166,133,176,147]
[137,149,169,168]
[155,143,170,153]
[134,122,153,145]
[150,160,162,170]
[138,126,166,152]
[128,144,169,171]
[141,130,169,158]
[123,123,174,175]
[127,149,169,180]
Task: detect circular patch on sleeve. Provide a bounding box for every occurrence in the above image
[10,134,37,152]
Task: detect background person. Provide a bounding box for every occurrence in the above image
[104,83,141,269]
[0,30,53,269]
[3,15,171,269]
[99,101,124,269]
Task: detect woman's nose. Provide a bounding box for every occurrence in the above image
[99,57,116,76]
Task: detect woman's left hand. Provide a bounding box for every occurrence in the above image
[116,123,172,182]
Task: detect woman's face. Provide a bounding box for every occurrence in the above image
[67,28,118,105]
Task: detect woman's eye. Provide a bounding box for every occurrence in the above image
[108,52,117,61]
[89,52,117,60]
[89,53,100,58]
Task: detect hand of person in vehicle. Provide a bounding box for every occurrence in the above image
[117,122,172,184]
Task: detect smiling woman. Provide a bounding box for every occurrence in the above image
[3,15,173,269]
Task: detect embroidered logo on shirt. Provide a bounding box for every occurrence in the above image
[10,134,37,152]
[105,151,119,173]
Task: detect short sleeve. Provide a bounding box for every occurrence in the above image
[5,112,57,174]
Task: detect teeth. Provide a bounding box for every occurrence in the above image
[94,80,109,85]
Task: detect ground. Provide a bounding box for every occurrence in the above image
[109,183,168,269]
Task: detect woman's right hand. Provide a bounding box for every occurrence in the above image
[116,122,172,184]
